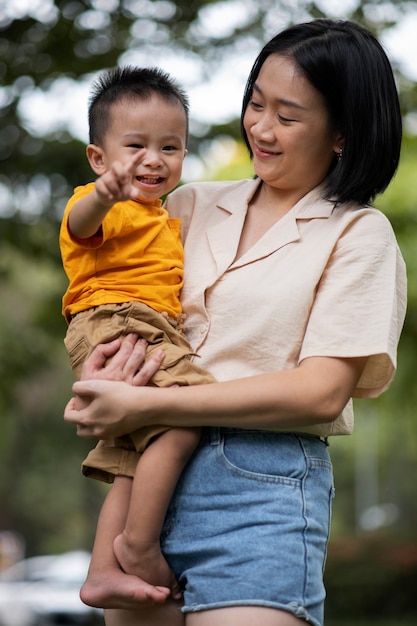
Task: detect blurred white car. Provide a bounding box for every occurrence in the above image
[0,550,104,626]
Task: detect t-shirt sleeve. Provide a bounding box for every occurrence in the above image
[299,211,407,398]
[62,183,130,249]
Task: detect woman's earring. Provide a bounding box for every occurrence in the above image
[337,149,343,162]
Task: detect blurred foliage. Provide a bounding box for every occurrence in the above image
[0,4,416,600]
[1,0,417,227]
[325,535,417,622]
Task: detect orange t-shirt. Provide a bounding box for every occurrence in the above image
[60,183,184,322]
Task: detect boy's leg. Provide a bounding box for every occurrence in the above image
[80,476,171,609]
[113,427,200,588]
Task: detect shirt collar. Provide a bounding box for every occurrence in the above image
[217,178,337,219]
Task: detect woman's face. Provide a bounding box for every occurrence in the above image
[243,54,342,197]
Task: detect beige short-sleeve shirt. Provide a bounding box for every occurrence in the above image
[165,179,407,436]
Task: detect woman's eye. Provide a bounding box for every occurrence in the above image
[249,100,262,109]
[278,114,295,123]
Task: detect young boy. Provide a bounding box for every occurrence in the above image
[60,66,214,599]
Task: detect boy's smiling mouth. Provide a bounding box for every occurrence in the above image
[136,176,165,186]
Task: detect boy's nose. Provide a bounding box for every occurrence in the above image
[143,150,162,168]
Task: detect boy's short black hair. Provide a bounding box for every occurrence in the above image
[241,19,402,205]
[88,66,189,146]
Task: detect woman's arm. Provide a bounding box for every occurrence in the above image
[64,351,367,440]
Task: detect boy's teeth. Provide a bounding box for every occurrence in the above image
[140,176,161,183]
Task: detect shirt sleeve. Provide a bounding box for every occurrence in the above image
[63,183,131,249]
[299,210,407,398]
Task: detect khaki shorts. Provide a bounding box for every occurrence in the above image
[65,301,215,482]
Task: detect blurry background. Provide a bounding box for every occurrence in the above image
[0,1,416,624]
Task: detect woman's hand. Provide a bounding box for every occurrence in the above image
[64,333,165,438]
[80,333,164,385]
[64,379,146,439]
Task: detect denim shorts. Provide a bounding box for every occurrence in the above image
[161,428,334,626]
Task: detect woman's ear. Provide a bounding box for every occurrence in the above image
[86,144,107,175]
[333,133,345,158]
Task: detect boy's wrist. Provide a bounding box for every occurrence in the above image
[92,187,115,212]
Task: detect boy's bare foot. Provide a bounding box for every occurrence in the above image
[80,564,172,609]
[113,532,181,597]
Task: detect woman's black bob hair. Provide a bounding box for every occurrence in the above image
[241,19,402,205]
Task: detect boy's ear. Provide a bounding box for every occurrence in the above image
[86,144,106,175]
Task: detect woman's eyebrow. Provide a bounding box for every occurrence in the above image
[252,81,306,111]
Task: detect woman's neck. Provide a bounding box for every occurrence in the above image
[235,182,298,260]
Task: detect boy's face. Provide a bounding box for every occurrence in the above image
[98,94,188,202]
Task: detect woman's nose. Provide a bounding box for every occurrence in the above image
[251,113,275,140]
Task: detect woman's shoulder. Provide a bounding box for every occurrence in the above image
[334,201,399,245]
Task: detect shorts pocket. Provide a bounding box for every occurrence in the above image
[217,431,312,484]
[64,331,90,375]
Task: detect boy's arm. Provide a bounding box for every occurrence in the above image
[69,151,143,239]
[68,187,113,239]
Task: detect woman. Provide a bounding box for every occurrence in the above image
[64,18,407,626]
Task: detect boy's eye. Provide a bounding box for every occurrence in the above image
[163,145,179,152]
[129,144,144,149]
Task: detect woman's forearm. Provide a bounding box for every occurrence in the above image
[131,355,366,432]
[65,355,366,440]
